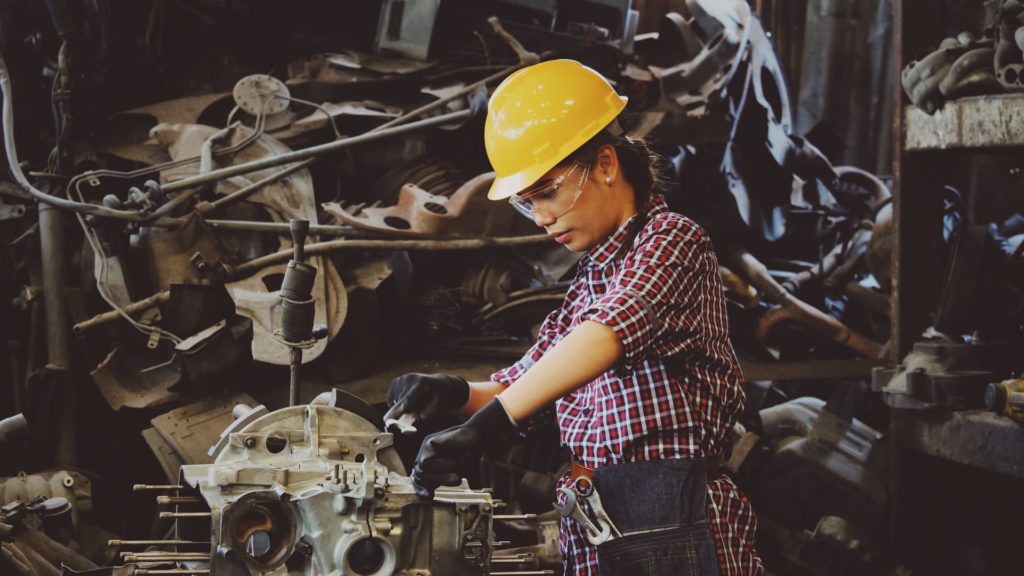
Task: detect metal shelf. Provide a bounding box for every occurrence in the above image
[904,94,1024,151]
[896,410,1024,479]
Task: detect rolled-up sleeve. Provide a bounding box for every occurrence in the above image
[580,224,707,367]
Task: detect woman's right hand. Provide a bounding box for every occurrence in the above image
[382,373,470,433]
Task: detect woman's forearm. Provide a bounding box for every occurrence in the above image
[456,380,507,418]
[497,320,623,422]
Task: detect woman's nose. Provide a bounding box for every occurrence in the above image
[533,210,555,227]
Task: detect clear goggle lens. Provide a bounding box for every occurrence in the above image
[508,162,590,220]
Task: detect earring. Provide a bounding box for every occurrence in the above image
[605,176,612,186]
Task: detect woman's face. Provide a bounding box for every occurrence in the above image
[517,147,637,252]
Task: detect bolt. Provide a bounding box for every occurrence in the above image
[62,475,75,488]
[243,437,257,449]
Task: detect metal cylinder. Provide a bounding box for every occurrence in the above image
[0,414,28,449]
[280,261,317,302]
[281,298,315,344]
[37,202,75,468]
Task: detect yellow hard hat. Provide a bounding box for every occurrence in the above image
[484,59,628,200]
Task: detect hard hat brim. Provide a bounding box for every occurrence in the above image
[487,95,628,201]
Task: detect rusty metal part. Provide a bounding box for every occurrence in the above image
[73,290,171,333]
[732,251,884,358]
[89,348,180,411]
[136,217,224,291]
[325,173,517,238]
[230,234,553,278]
[488,17,540,65]
[718,265,758,307]
[152,123,346,365]
[782,226,872,294]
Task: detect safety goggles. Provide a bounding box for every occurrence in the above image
[508,162,591,221]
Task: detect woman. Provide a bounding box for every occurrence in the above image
[385,59,763,575]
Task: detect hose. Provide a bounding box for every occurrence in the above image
[0,47,145,219]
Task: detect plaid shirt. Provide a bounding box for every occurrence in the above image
[492,195,764,575]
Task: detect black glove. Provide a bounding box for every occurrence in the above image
[412,398,516,498]
[383,373,470,431]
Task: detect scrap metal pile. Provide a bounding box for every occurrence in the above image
[3,1,1014,575]
[902,0,1024,113]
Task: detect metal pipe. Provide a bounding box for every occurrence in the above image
[135,571,210,575]
[109,540,208,547]
[157,110,471,196]
[0,48,145,219]
[156,496,202,506]
[133,484,184,491]
[73,290,171,333]
[159,512,211,519]
[733,251,884,359]
[201,159,312,213]
[0,414,28,449]
[38,200,76,468]
[150,217,383,238]
[231,234,552,278]
[289,347,302,407]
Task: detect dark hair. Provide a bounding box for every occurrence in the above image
[561,122,662,257]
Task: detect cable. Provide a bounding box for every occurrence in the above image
[0,45,146,219]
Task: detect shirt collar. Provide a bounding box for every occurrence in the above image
[581,194,668,268]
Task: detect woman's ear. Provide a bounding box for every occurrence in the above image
[596,144,619,185]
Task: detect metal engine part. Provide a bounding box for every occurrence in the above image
[902,32,1000,114]
[996,0,1024,90]
[156,403,500,575]
[875,339,1023,411]
[0,470,93,524]
[732,396,887,574]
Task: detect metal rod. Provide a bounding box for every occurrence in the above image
[134,571,210,575]
[289,347,302,407]
[134,565,209,569]
[488,572,555,575]
[38,200,75,468]
[147,217,380,238]
[109,540,208,547]
[202,159,313,213]
[133,484,184,491]
[491,555,536,563]
[124,554,209,559]
[158,110,471,195]
[492,514,538,521]
[74,290,171,333]
[156,496,202,506]
[159,512,212,519]
[231,234,552,278]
